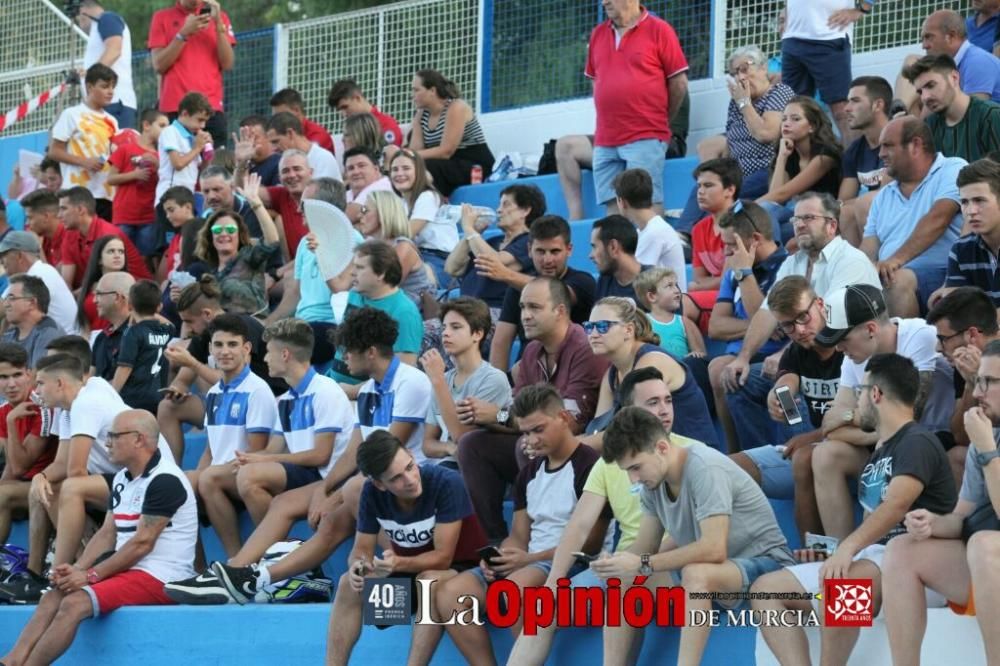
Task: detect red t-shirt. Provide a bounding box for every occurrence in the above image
[584,10,688,146]
[302,118,334,153]
[371,106,403,147]
[147,3,236,112]
[42,224,67,267]
[266,186,305,259]
[108,142,159,225]
[60,217,152,289]
[0,401,56,480]
[691,215,725,277]
[163,233,183,276]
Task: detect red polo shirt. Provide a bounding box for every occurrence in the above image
[148,2,237,112]
[302,118,334,153]
[42,224,67,267]
[584,10,688,146]
[60,217,152,288]
[266,186,306,260]
[371,106,403,147]
[0,401,56,480]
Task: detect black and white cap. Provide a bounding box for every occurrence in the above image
[815,284,886,346]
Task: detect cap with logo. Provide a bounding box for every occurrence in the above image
[0,231,41,256]
[815,284,886,347]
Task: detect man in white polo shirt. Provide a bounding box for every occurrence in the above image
[0,231,78,336]
[187,314,277,560]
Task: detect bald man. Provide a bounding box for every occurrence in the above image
[0,410,196,666]
[92,271,135,382]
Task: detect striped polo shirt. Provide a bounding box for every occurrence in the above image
[926,96,1000,163]
[945,232,1000,305]
[274,367,355,477]
[203,365,278,464]
[356,357,432,464]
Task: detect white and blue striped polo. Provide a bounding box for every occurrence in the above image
[274,367,354,478]
[204,365,278,464]
[356,357,432,464]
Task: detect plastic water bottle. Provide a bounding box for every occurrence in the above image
[202,141,215,164]
[470,164,483,184]
[30,391,51,437]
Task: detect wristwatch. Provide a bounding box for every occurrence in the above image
[86,568,100,585]
[976,448,1000,468]
[843,409,855,425]
[496,407,510,426]
[732,267,753,283]
[737,97,751,111]
[639,553,653,576]
[855,0,872,14]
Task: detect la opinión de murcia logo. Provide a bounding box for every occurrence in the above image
[824,579,874,627]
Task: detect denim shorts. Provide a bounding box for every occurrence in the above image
[593,138,667,205]
[743,445,795,500]
[731,553,789,594]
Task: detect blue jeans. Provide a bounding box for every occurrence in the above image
[118,223,162,257]
[756,200,794,244]
[725,363,814,451]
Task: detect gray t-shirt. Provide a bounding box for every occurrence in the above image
[960,429,1000,505]
[640,443,795,565]
[0,316,65,369]
[425,360,512,464]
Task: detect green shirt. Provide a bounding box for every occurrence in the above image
[926,96,1000,163]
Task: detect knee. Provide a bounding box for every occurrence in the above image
[680,563,713,591]
[235,465,264,495]
[59,477,86,503]
[882,533,918,570]
[892,268,918,291]
[811,439,849,473]
[59,591,94,622]
[968,531,1000,565]
[791,444,815,481]
[707,357,731,389]
[341,476,364,510]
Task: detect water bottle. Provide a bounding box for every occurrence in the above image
[30,390,51,438]
[202,141,215,164]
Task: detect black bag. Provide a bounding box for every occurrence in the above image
[537,139,558,175]
[961,501,1000,541]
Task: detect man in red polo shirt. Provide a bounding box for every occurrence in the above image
[148,0,236,147]
[328,78,404,147]
[21,191,68,271]
[56,187,151,289]
[586,0,688,215]
[270,88,335,154]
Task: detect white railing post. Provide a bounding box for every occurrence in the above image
[711,0,727,78]
[273,23,288,92]
[475,0,485,114]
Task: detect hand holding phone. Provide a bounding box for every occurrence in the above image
[572,551,597,567]
[478,545,502,567]
[774,386,803,425]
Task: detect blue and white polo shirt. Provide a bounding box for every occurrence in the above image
[274,367,355,477]
[204,365,278,464]
[356,357,432,463]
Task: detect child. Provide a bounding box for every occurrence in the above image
[107,108,169,258]
[48,63,119,220]
[112,279,175,415]
[158,186,199,283]
[155,92,214,207]
[634,267,706,360]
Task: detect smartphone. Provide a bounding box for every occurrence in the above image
[774,386,803,425]
[804,532,839,556]
[477,546,502,566]
[572,551,597,566]
[199,5,212,15]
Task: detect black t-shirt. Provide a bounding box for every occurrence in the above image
[842,136,884,191]
[595,265,652,304]
[118,319,175,412]
[858,421,956,543]
[188,314,288,395]
[780,144,843,199]
[777,344,844,428]
[93,324,127,382]
[250,153,281,187]
[498,267,597,353]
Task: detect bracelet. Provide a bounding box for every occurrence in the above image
[174,33,187,43]
[466,232,480,240]
[854,0,872,13]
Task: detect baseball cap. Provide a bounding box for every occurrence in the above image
[815,284,886,346]
[0,231,40,256]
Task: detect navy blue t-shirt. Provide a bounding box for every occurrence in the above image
[842,136,884,192]
[250,154,281,187]
[97,12,126,40]
[118,319,175,413]
[459,232,531,308]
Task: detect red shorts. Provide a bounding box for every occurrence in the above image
[948,585,976,616]
[85,569,175,616]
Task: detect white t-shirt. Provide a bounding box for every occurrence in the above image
[83,12,136,109]
[635,215,687,291]
[51,103,118,200]
[25,260,78,335]
[306,143,342,181]
[783,0,855,42]
[157,121,200,204]
[838,317,955,432]
[406,191,458,253]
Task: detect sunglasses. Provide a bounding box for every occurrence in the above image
[211,224,239,235]
[730,199,764,235]
[582,320,621,335]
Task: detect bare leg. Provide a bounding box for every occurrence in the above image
[882,534,970,666]
[791,443,822,540]
[26,488,52,574]
[53,476,109,566]
[884,268,920,318]
[251,502,355,578]
[407,569,459,666]
[751,569,814,664]
[157,395,204,464]
[22,590,93,666]
[967,531,1000,664]
[0,585,65,666]
[235,461,291,523]
[228,483,313,565]
[0,480,29,544]
[678,562,745,666]
[199,464,244,557]
[811,439,867,539]
[819,560,880,666]
[604,571,674,665]
[838,199,862,248]
[708,355,738,452]
[326,571,364,666]
[437,571,498,666]
[555,135,593,221]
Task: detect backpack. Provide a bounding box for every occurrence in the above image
[255,540,333,604]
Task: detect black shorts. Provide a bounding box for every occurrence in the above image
[372,561,479,630]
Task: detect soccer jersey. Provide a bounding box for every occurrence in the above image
[204,366,278,464]
[117,319,174,413]
[273,368,354,478]
[357,463,486,563]
[356,357,432,463]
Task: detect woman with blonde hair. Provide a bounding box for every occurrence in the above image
[357,190,436,307]
[342,112,386,154]
[583,296,717,447]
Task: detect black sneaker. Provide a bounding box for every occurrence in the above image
[163,571,233,605]
[211,562,262,605]
[0,570,49,605]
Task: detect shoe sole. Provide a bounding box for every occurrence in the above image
[210,562,250,605]
[163,582,232,606]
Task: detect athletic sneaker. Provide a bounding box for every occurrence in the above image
[0,570,49,605]
[211,562,262,605]
[163,571,234,605]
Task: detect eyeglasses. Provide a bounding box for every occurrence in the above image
[974,375,1000,392]
[728,59,756,77]
[776,297,817,334]
[936,328,969,345]
[94,290,119,298]
[789,214,836,225]
[106,430,140,442]
[852,383,874,398]
[582,320,622,335]
[2,294,31,302]
[211,224,239,235]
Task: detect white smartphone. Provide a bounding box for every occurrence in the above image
[774,385,803,425]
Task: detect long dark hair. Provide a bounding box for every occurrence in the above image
[195,209,251,269]
[416,69,460,100]
[782,96,842,160]
[75,234,128,332]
